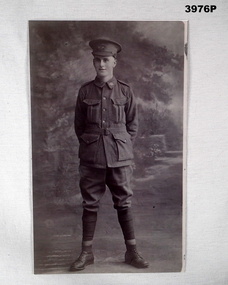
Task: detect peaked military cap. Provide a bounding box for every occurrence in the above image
[89,38,122,57]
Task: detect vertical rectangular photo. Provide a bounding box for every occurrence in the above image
[29,21,188,274]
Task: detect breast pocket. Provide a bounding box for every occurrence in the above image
[83,99,101,123]
[111,98,127,123]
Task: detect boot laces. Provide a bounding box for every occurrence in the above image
[129,249,143,259]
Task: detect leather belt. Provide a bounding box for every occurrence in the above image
[85,126,126,136]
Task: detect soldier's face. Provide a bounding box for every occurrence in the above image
[93,56,117,79]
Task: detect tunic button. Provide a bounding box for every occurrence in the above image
[103,97,106,100]
[124,139,127,142]
[102,120,106,123]
[103,108,106,111]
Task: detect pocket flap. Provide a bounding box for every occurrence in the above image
[80,133,100,144]
[111,98,127,105]
[83,99,101,106]
[113,133,128,143]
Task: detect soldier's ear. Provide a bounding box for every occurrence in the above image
[113,59,117,67]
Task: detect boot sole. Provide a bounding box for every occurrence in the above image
[125,259,149,269]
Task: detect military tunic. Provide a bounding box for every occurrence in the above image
[74,76,138,211]
[74,76,138,168]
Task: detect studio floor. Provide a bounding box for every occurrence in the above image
[33,155,184,274]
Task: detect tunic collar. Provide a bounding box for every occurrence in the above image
[94,76,117,89]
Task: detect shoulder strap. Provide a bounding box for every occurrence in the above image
[117,79,130,87]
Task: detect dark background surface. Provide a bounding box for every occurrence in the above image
[29,21,185,273]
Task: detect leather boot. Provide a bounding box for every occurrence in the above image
[69,251,94,271]
[125,248,149,268]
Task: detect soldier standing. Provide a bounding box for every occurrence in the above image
[70,38,149,271]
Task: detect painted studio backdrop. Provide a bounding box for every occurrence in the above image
[29,21,186,274]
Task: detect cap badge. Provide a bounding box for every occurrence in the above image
[98,44,105,51]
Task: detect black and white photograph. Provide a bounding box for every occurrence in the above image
[29,20,187,274]
[1,1,228,284]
